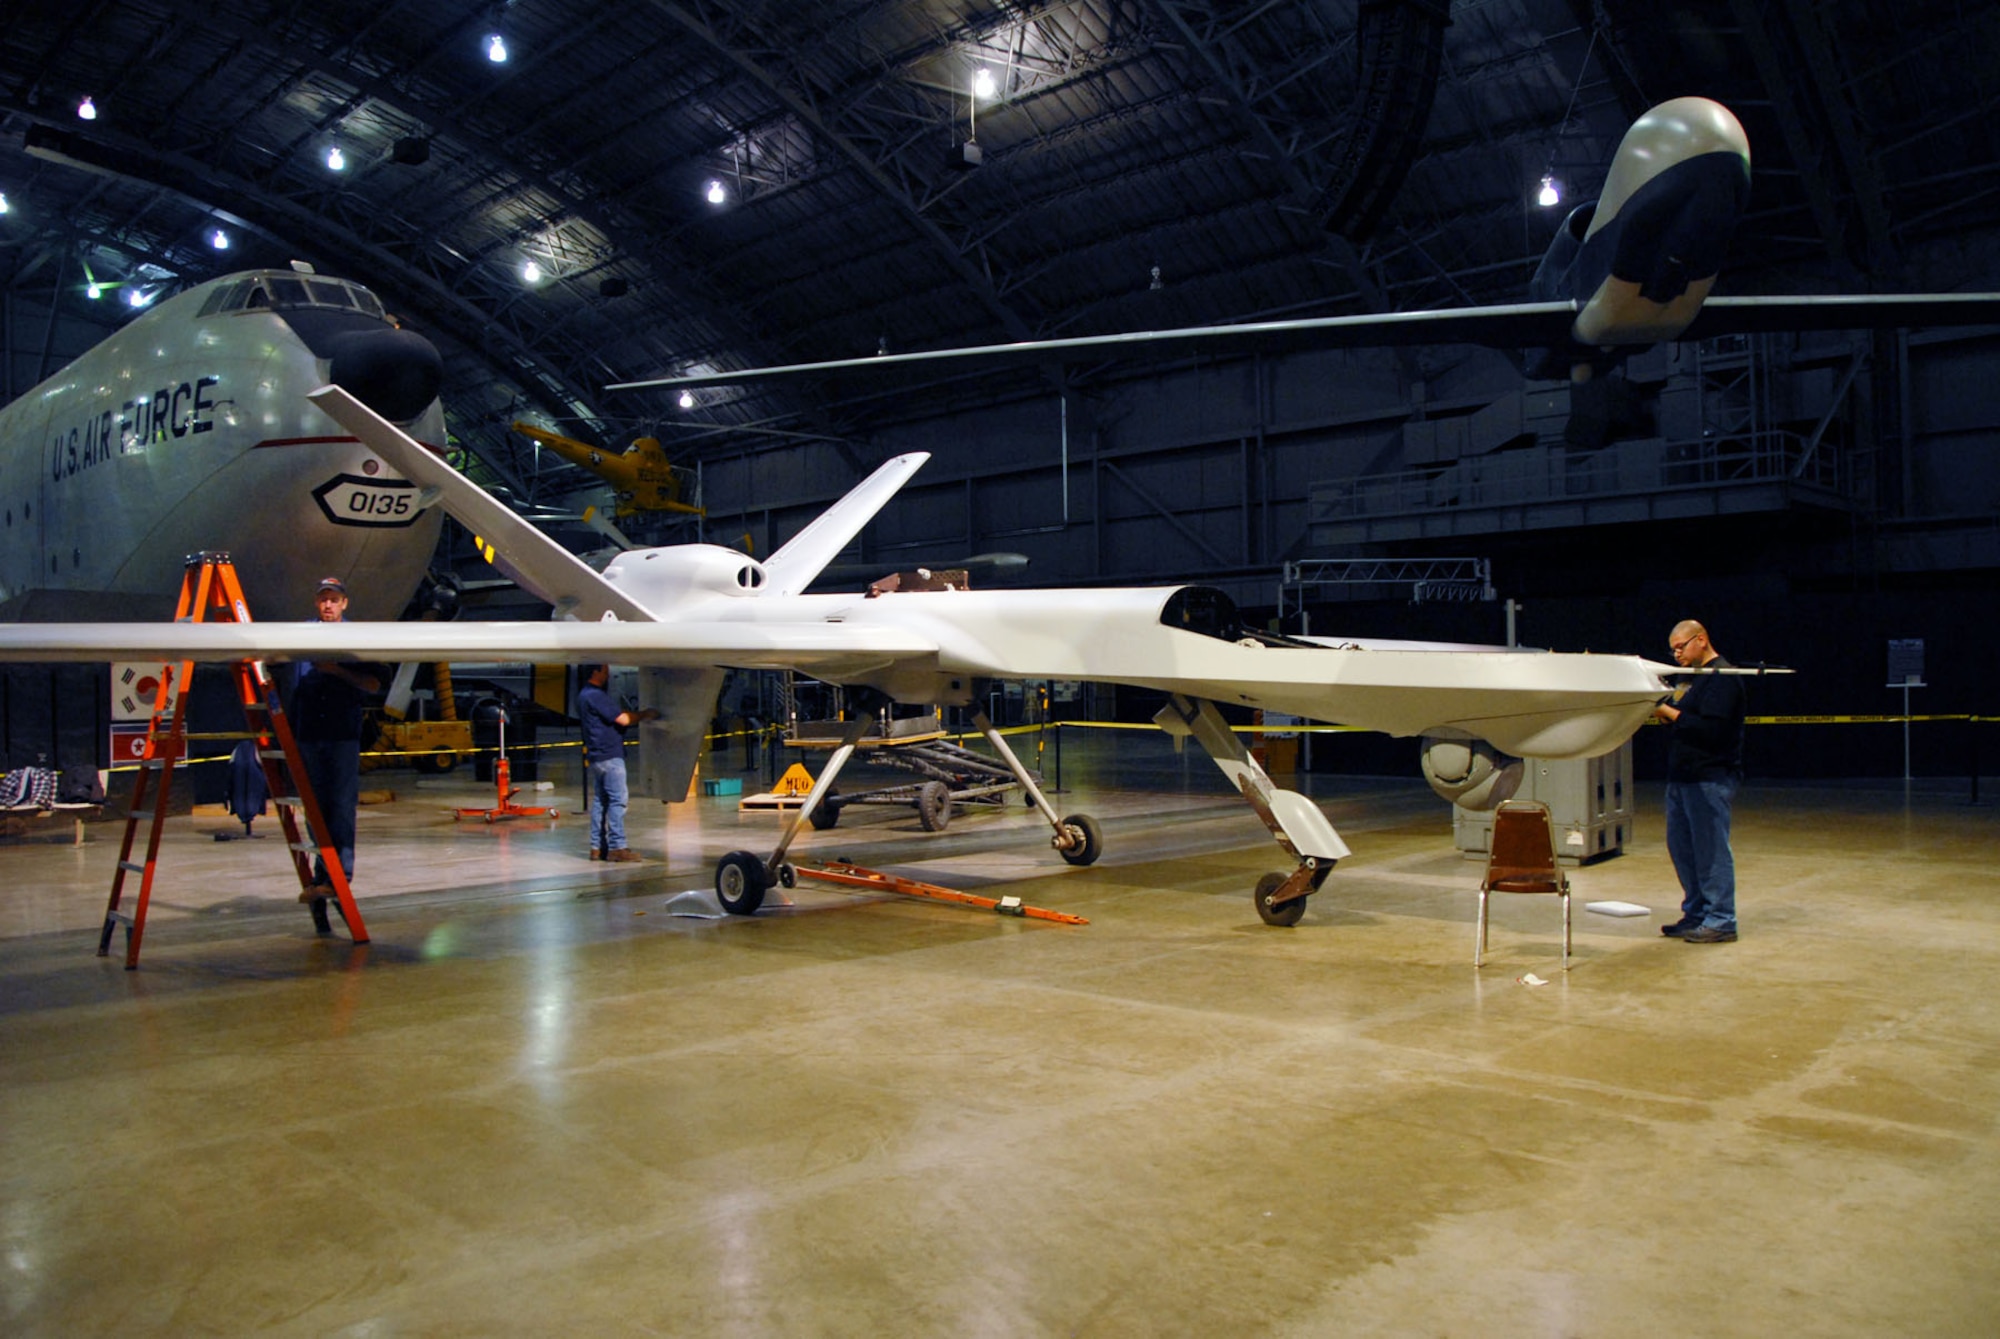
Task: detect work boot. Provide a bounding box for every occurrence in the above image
[607,848,643,863]
[1682,924,1737,944]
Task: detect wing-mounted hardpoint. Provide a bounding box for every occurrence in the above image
[635,667,726,803]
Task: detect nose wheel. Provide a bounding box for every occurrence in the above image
[716,850,769,916]
[1254,873,1305,926]
[1055,813,1102,866]
[1252,860,1333,927]
[715,850,799,915]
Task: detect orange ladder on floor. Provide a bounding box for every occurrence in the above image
[102,552,369,968]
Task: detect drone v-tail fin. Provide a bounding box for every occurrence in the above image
[759,453,930,596]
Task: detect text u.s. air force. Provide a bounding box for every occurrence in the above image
[49,375,220,482]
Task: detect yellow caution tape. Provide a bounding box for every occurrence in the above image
[1748,714,1974,725]
[112,710,1996,774]
[1054,720,1366,734]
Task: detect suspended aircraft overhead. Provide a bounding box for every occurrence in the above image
[608,100,2000,397]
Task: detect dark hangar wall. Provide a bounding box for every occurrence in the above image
[701,323,2000,782]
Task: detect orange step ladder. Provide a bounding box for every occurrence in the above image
[101,552,370,968]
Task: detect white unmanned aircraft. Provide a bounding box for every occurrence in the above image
[0,265,446,623]
[607,98,2000,397]
[0,386,1676,926]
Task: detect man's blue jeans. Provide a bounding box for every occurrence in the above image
[589,756,629,854]
[299,738,360,884]
[1665,776,1738,930]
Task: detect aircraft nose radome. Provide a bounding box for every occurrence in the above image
[327,327,444,423]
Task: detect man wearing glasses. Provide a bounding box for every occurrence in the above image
[1653,620,1747,943]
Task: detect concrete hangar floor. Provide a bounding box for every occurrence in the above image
[2,734,1996,1336]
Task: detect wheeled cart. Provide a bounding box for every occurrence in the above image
[789,727,1038,833]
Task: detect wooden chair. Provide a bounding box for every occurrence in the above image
[1475,800,1571,970]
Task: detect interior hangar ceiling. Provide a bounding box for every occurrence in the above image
[3,0,1997,510]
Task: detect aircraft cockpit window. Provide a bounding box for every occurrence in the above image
[230,275,390,320]
[1160,587,1241,641]
[196,281,249,317]
[304,278,359,308]
[198,273,393,324]
[1159,588,1314,647]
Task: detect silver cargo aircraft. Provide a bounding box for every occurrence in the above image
[0,265,446,624]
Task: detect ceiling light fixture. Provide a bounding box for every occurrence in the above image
[126,287,155,308]
[1538,33,1597,216]
[974,67,997,99]
[87,280,102,300]
[678,390,695,409]
[951,63,986,171]
[705,179,726,206]
[77,96,98,121]
[487,33,508,63]
[0,192,9,214]
[521,259,542,284]
[326,143,346,171]
[210,228,230,250]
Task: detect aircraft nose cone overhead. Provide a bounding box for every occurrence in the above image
[327,327,443,422]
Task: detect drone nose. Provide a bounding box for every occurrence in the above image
[327,326,444,422]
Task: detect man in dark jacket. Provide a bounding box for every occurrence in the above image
[289,577,386,898]
[1653,619,1747,943]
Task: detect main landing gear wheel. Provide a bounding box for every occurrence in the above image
[715,850,769,916]
[916,781,953,832]
[1254,872,1308,927]
[1056,813,1102,867]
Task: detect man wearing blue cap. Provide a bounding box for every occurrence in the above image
[289,576,386,899]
